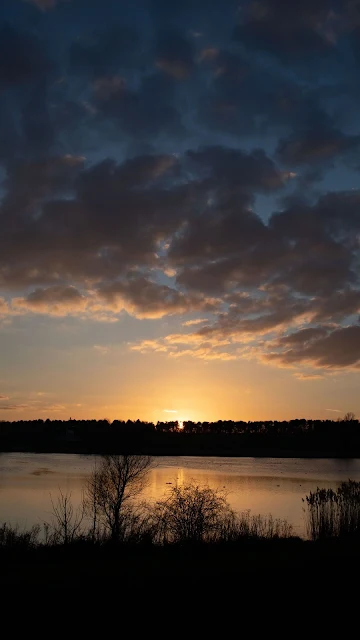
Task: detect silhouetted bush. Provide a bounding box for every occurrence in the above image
[152,482,235,544]
[0,523,40,549]
[151,482,294,545]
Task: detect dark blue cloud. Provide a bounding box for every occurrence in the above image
[234,0,335,61]
[0,23,50,88]
[1,0,360,368]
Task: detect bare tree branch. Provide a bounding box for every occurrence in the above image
[48,488,85,544]
[85,454,153,542]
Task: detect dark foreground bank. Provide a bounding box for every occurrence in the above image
[2,538,360,586]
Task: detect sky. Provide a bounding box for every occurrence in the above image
[1,0,360,423]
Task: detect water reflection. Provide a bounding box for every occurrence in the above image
[1,452,360,537]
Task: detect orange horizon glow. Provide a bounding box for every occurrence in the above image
[1,336,358,423]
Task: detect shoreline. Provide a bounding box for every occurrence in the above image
[1,446,359,459]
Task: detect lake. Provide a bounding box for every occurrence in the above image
[1,453,360,537]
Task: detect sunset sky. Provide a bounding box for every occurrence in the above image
[1,0,360,422]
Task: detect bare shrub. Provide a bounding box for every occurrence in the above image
[152,482,235,544]
[0,523,40,549]
[47,489,86,544]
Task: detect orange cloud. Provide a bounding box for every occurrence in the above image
[0,298,9,316]
[156,59,191,80]
[182,318,208,326]
[294,373,325,380]
[198,48,219,63]
[130,332,237,362]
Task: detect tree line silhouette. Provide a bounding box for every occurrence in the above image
[1,414,359,456]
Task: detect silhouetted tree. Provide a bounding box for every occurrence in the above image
[85,454,153,542]
[343,412,356,422]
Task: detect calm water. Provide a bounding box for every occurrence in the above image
[1,453,360,537]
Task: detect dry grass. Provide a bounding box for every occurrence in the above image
[304,480,360,541]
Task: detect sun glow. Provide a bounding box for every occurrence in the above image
[178,420,184,430]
